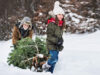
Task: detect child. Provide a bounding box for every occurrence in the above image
[42,1,65,73]
[12,17,33,48]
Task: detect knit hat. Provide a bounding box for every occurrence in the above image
[20,17,32,30]
[53,1,65,15]
[36,54,44,58]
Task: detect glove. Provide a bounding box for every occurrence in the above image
[14,44,17,49]
[57,39,63,46]
[59,45,64,51]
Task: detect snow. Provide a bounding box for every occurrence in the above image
[39,13,43,16]
[80,1,89,5]
[63,0,98,29]
[86,18,96,23]
[62,4,74,7]
[69,13,83,19]
[71,17,80,23]
[0,31,100,75]
[65,0,70,3]
[65,12,83,23]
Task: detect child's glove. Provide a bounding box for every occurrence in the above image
[57,39,63,46]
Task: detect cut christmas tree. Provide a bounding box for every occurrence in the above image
[7,37,48,70]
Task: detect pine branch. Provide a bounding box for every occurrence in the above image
[18,45,34,48]
[21,57,33,63]
[34,42,39,54]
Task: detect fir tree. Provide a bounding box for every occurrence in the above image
[7,37,48,69]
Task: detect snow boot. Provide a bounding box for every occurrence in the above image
[42,62,51,71]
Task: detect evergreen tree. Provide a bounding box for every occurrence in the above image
[7,37,48,69]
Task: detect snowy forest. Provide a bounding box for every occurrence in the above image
[0,0,100,75]
[0,0,100,40]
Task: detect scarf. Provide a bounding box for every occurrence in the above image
[47,18,64,26]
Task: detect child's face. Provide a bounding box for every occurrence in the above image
[23,23,29,30]
[57,14,64,21]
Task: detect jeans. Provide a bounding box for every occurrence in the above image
[47,50,59,73]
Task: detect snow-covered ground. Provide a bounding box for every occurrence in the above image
[0,31,100,75]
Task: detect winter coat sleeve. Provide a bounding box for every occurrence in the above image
[28,30,33,38]
[12,26,19,45]
[47,23,58,44]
